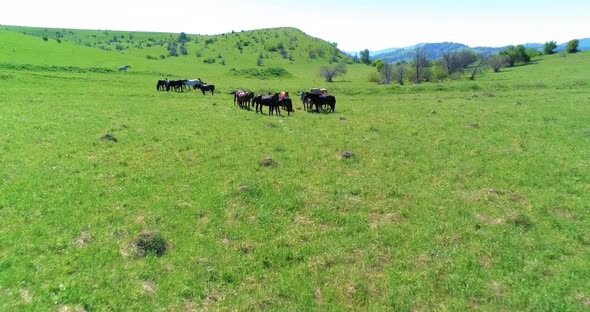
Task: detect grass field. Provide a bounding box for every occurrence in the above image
[1,26,589,311]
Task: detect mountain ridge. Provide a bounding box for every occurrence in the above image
[362,38,590,63]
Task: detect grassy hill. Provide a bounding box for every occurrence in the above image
[1,25,589,311]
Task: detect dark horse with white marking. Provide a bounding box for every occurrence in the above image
[197,83,215,95]
[253,93,280,115]
[304,92,336,113]
[156,79,169,91]
[298,91,313,111]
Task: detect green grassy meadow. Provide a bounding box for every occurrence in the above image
[1,26,589,311]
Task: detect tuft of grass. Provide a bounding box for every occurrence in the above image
[125,230,170,257]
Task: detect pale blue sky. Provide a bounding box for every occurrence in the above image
[2,0,588,52]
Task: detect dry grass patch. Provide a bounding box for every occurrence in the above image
[73,231,91,247]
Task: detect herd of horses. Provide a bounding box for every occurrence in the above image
[156,78,215,95]
[230,89,336,115]
[155,78,335,115]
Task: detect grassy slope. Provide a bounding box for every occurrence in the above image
[0,26,589,311]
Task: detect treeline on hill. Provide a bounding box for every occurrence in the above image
[359,39,582,85]
[2,25,348,68]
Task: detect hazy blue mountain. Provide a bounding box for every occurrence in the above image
[365,38,589,63]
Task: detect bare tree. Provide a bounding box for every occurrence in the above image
[380,62,393,84]
[469,58,486,80]
[393,62,407,85]
[440,49,476,75]
[320,62,347,82]
[486,54,507,72]
[412,46,429,83]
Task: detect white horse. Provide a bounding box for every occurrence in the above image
[183,78,203,90]
[118,65,131,72]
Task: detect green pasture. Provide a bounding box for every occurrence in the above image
[0,26,589,311]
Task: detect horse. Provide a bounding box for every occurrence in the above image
[305,92,336,113]
[118,65,131,72]
[298,91,313,111]
[197,84,215,95]
[156,79,169,91]
[168,80,185,92]
[183,79,203,90]
[235,90,255,109]
[229,89,243,106]
[278,91,294,116]
[253,93,280,115]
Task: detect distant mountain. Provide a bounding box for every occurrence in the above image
[368,42,500,63]
[369,38,590,63]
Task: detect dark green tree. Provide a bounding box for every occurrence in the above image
[360,49,371,65]
[498,45,530,66]
[566,39,579,53]
[543,41,557,55]
[178,32,188,43]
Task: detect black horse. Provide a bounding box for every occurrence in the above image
[253,93,280,115]
[278,91,294,116]
[156,79,169,91]
[197,84,215,95]
[305,92,336,113]
[168,80,185,92]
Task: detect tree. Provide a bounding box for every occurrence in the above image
[360,49,371,65]
[543,41,557,55]
[411,46,429,83]
[393,62,407,85]
[380,62,393,84]
[486,54,507,72]
[498,45,530,66]
[177,32,188,43]
[320,62,347,82]
[469,58,486,80]
[440,49,477,75]
[566,39,579,53]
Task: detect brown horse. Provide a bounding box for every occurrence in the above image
[230,89,254,109]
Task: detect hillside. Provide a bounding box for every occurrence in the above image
[1,25,348,78]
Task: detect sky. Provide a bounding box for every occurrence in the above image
[2,0,589,52]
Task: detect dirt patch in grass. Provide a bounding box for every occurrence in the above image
[368,212,406,229]
[73,231,92,247]
[260,156,277,167]
[20,289,32,304]
[142,280,157,295]
[121,230,171,258]
[340,150,355,159]
[58,305,87,312]
[100,133,118,142]
[576,293,590,305]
